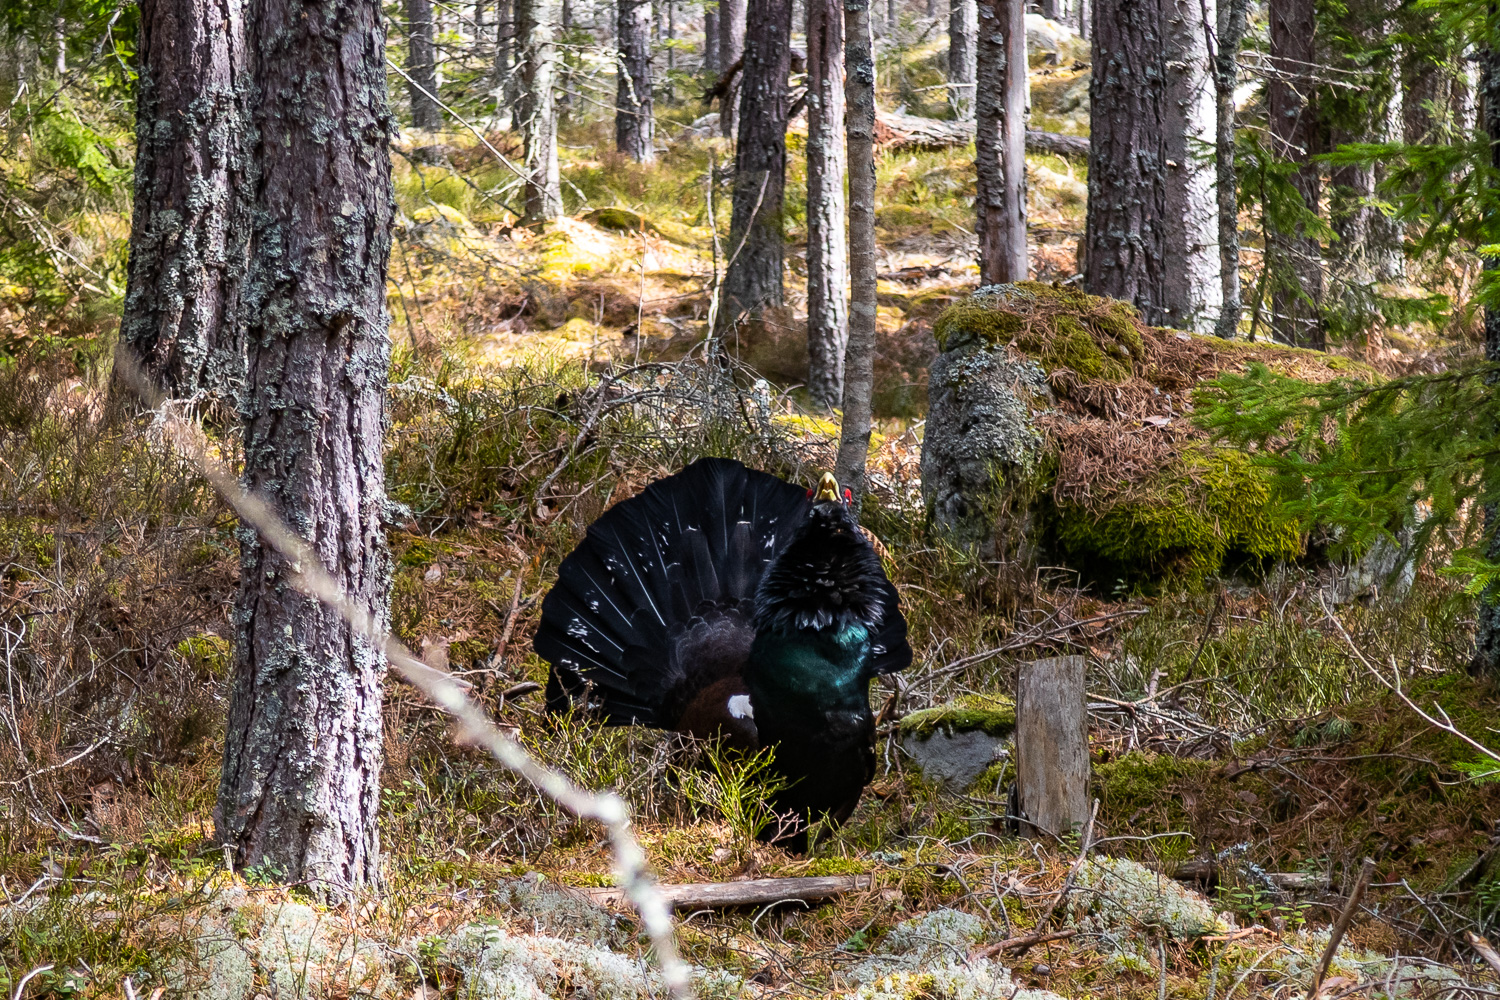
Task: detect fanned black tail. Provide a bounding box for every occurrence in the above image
[536,458,809,726]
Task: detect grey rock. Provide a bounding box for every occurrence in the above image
[902,729,1010,790]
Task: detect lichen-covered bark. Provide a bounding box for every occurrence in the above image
[1084,0,1167,316]
[974,0,1026,284]
[407,0,442,129]
[804,0,846,410]
[718,0,746,136]
[719,0,791,325]
[1083,0,1219,332]
[119,0,251,400]
[1267,0,1323,349]
[921,342,1048,549]
[947,0,976,118]
[834,0,876,502]
[215,0,395,896]
[615,0,655,162]
[517,0,562,222]
[1473,43,1500,677]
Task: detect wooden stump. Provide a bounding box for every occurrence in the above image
[1014,655,1090,839]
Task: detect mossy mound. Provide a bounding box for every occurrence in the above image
[898,694,1017,740]
[933,283,1143,381]
[923,283,1372,589]
[583,206,660,236]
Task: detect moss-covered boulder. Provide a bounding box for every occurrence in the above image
[920,282,1369,589]
[899,695,1016,789]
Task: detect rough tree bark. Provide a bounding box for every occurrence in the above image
[517,0,562,221]
[1268,0,1323,348]
[1212,0,1248,339]
[805,0,847,410]
[120,0,252,401]
[615,0,655,161]
[408,0,443,129]
[704,5,720,74]
[718,0,791,325]
[1472,42,1500,677]
[718,0,746,135]
[974,0,1026,283]
[1084,0,1220,332]
[834,0,876,503]
[948,0,976,118]
[494,0,516,109]
[216,0,395,896]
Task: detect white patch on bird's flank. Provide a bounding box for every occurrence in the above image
[728,694,754,719]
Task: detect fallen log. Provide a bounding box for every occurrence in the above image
[1170,859,1330,892]
[579,874,872,910]
[873,109,1089,159]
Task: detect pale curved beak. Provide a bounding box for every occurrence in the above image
[814,472,840,503]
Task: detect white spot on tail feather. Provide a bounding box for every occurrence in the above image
[728,694,754,719]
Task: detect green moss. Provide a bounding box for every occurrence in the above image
[795,855,874,876]
[176,635,232,680]
[1052,446,1303,589]
[898,694,1016,739]
[0,517,55,565]
[448,639,492,665]
[1095,752,1216,832]
[931,281,1145,386]
[582,206,658,235]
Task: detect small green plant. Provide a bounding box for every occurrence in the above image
[1216,882,1311,930]
[676,742,789,860]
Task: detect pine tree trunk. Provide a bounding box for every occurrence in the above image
[408,0,443,129]
[517,0,562,221]
[947,0,975,118]
[1473,43,1500,677]
[719,0,791,325]
[119,0,252,400]
[805,0,847,410]
[974,0,1025,283]
[216,0,394,897]
[1212,0,1248,339]
[1267,0,1323,349]
[616,0,655,161]
[495,0,515,111]
[835,0,876,503]
[704,5,720,74]
[1085,0,1167,311]
[1037,0,1058,19]
[1084,0,1220,332]
[718,0,746,135]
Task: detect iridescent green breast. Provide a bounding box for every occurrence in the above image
[746,623,872,713]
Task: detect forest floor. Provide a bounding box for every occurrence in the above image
[4,38,1500,1000]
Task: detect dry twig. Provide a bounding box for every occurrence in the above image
[119,357,693,1000]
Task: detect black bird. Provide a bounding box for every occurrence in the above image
[534,457,911,849]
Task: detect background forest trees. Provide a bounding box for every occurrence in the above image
[11,0,1500,993]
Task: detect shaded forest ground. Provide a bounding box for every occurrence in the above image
[3,32,1500,1000]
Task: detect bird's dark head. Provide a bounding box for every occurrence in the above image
[752,473,889,634]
